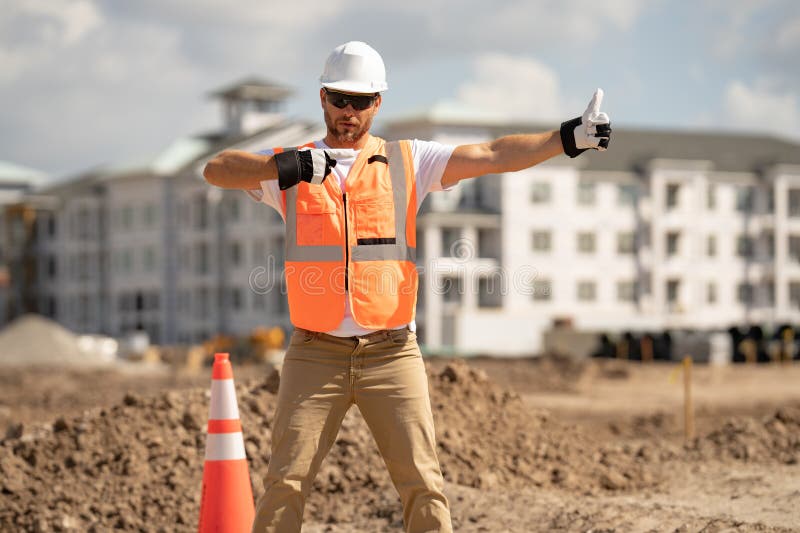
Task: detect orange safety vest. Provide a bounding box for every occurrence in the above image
[278,135,418,331]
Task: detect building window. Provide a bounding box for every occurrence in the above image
[763,232,774,257]
[707,183,716,210]
[197,288,210,317]
[230,242,242,267]
[577,232,596,254]
[180,246,191,272]
[146,292,160,311]
[737,282,754,304]
[617,232,635,254]
[195,242,210,274]
[477,228,500,259]
[666,232,680,256]
[577,280,596,302]
[617,281,637,302]
[122,250,133,274]
[442,276,463,303]
[736,186,754,212]
[767,189,775,213]
[577,181,596,206]
[46,296,57,317]
[441,227,461,257]
[790,189,800,218]
[227,197,241,222]
[666,279,680,304]
[253,240,267,265]
[790,236,800,263]
[143,247,156,272]
[530,182,551,204]
[144,203,157,227]
[252,291,266,310]
[736,235,754,258]
[47,256,57,279]
[77,208,90,240]
[790,282,800,309]
[121,206,134,231]
[666,183,680,210]
[231,288,243,310]
[707,282,717,304]
[478,277,502,308]
[178,291,190,313]
[617,184,637,206]
[763,281,775,306]
[179,201,191,228]
[532,279,552,301]
[707,235,717,257]
[531,230,552,252]
[194,193,209,229]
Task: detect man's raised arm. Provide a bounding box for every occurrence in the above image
[203,150,278,190]
[441,88,612,188]
[204,148,348,190]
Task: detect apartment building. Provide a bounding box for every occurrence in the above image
[385,113,800,354]
[6,81,800,355]
[6,79,321,344]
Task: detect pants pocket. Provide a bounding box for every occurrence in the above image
[389,329,416,345]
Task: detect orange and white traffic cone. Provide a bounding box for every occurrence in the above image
[198,353,255,533]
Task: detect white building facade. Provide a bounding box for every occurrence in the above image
[7,83,800,355]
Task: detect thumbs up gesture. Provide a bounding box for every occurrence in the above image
[560,88,612,158]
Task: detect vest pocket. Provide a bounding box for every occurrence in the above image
[296,192,335,246]
[353,196,395,243]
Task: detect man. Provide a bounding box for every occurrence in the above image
[204,41,611,533]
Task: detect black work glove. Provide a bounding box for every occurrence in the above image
[274,149,350,190]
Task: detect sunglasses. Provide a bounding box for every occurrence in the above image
[324,89,378,111]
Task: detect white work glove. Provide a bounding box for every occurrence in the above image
[560,88,612,158]
[274,148,353,190]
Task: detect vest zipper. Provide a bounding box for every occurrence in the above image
[343,193,349,292]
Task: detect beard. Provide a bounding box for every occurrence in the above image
[323,107,374,144]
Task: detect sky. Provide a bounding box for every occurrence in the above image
[1,0,798,179]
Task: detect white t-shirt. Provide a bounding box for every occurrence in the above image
[246,138,455,337]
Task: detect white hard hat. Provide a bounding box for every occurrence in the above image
[320,41,388,94]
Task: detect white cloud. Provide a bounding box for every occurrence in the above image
[703,0,800,60]
[10,0,101,45]
[446,54,564,121]
[0,0,103,84]
[776,16,800,51]
[723,80,799,139]
[393,0,644,48]
[703,0,768,58]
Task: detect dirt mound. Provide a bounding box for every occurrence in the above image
[5,360,796,531]
[691,406,800,464]
[0,314,111,368]
[454,353,610,394]
[529,353,592,392]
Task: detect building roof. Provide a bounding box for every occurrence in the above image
[581,127,800,174]
[209,77,294,102]
[0,161,47,186]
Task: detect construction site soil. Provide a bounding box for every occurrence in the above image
[1,356,799,532]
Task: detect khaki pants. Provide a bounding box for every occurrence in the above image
[252,327,452,533]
